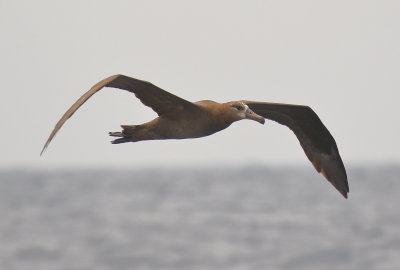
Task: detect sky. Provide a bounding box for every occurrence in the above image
[1,0,399,169]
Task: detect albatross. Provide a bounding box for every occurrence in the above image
[41,74,349,198]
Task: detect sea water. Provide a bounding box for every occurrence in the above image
[0,166,399,270]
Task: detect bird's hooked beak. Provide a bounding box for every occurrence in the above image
[245,107,265,124]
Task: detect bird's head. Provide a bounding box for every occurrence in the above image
[225,101,265,124]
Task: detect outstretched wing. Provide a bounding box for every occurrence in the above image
[244,101,349,198]
[41,74,198,155]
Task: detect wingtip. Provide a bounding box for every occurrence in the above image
[337,176,349,199]
[40,139,51,157]
[333,179,349,199]
[311,151,349,199]
[334,180,349,199]
[40,146,46,157]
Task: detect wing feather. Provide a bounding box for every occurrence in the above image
[244,101,349,198]
[40,74,197,155]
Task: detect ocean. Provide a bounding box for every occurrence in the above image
[0,166,399,270]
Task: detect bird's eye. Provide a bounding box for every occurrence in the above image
[233,105,243,111]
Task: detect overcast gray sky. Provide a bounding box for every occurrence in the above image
[1,0,399,169]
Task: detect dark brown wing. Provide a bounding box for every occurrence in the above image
[40,74,198,155]
[244,101,349,198]
[106,75,198,116]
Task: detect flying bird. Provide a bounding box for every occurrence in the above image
[41,74,349,198]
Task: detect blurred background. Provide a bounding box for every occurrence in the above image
[1,1,399,269]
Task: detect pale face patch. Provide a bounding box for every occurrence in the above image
[232,102,249,114]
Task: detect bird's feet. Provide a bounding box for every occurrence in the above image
[109,131,123,137]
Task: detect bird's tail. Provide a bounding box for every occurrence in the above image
[109,125,140,144]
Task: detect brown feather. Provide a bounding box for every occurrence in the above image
[40,75,349,198]
[244,101,349,198]
[40,74,198,155]
[105,75,199,116]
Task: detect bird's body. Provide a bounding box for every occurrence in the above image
[41,74,349,198]
[110,100,262,143]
